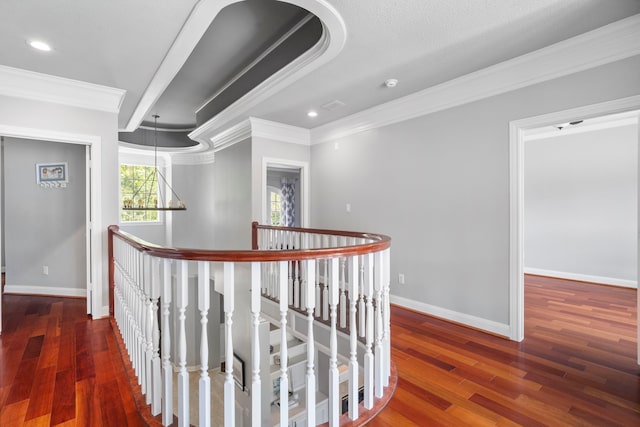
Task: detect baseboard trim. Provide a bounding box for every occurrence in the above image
[389,294,511,338]
[524,268,637,289]
[4,284,86,298]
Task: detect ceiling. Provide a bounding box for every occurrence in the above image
[1,0,639,141]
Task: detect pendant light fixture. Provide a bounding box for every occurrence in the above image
[122,115,186,211]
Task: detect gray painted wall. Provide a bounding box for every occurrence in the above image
[3,137,86,293]
[173,162,216,249]
[524,124,637,287]
[310,55,640,328]
[0,94,120,315]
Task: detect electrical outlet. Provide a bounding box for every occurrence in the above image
[398,273,405,285]
[43,265,49,275]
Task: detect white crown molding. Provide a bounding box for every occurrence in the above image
[311,14,640,144]
[172,150,216,165]
[210,118,252,152]
[250,117,310,145]
[0,65,125,114]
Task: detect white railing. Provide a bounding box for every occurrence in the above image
[109,223,391,427]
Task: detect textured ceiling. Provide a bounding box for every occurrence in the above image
[1,0,639,133]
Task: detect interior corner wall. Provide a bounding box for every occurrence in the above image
[3,137,86,293]
[213,139,253,250]
[309,55,640,332]
[172,161,216,248]
[0,94,120,315]
[524,124,638,288]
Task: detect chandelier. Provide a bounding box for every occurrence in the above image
[122,115,186,212]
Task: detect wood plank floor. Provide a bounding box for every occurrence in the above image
[0,295,146,426]
[0,275,637,426]
[369,275,639,426]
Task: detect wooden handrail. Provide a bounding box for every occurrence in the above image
[108,223,390,263]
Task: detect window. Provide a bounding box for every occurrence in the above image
[269,188,282,226]
[120,164,159,222]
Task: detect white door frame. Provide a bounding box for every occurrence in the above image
[0,124,102,318]
[262,157,310,227]
[508,94,640,345]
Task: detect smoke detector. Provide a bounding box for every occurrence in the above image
[384,78,398,88]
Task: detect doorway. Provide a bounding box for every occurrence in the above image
[0,125,102,335]
[509,96,640,365]
[262,158,309,227]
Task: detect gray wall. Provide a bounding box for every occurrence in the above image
[0,94,120,315]
[310,55,640,329]
[3,137,86,294]
[173,162,216,249]
[524,124,637,287]
[213,139,253,250]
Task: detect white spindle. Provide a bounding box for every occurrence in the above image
[359,257,366,338]
[328,257,340,426]
[348,255,360,420]
[314,234,322,317]
[250,262,262,427]
[322,259,329,321]
[177,260,189,427]
[224,262,236,427]
[339,257,347,329]
[383,248,392,384]
[162,259,173,426]
[374,251,384,398]
[144,254,153,402]
[150,257,161,415]
[364,253,374,409]
[279,260,289,426]
[198,261,211,427]
[305,259,317,427]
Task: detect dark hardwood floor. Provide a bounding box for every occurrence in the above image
[369,275,639,426]
[0,294,146,426]
[0,275,637,426]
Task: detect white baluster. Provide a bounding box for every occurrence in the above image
[383,248,392,385]
[315,234,322,318]
[177,260,189,427]
[198,261,211,427]
[328,257,340,426]
[144,254,153,402]
[279,260,289,426]
[374,251,384,398]
[364,253,374,409]
[150,257,162,415]
[251,262,262,427]
[162,259,173,426]
[305,260,317,427]
[358,257,366,338]
[224,262,236,426]
[339,257,347,329]
[322,259,329,321]
[348,256,360,420]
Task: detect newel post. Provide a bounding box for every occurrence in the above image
[108,225,118,316]
[251,221,259,250]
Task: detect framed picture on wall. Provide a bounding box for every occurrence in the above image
[36,162,68,187]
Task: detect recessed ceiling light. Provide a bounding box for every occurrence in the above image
[307,110,318,118]
[29,40,51,52]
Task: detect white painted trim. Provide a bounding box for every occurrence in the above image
[389,295,510,338]
[524,116,638,141]
[0,123,103,318]
[4,285,86,298]
[171,151,216,165]
[250,118,311,146]
[210,119,252,153]
[509,94,640,343]
[262,157,310,227]
[0,65,125,113]
[130,0,346,134]
[312,14,640,145]
[525,268,637,289]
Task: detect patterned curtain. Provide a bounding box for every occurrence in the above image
[281,180,295,227]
